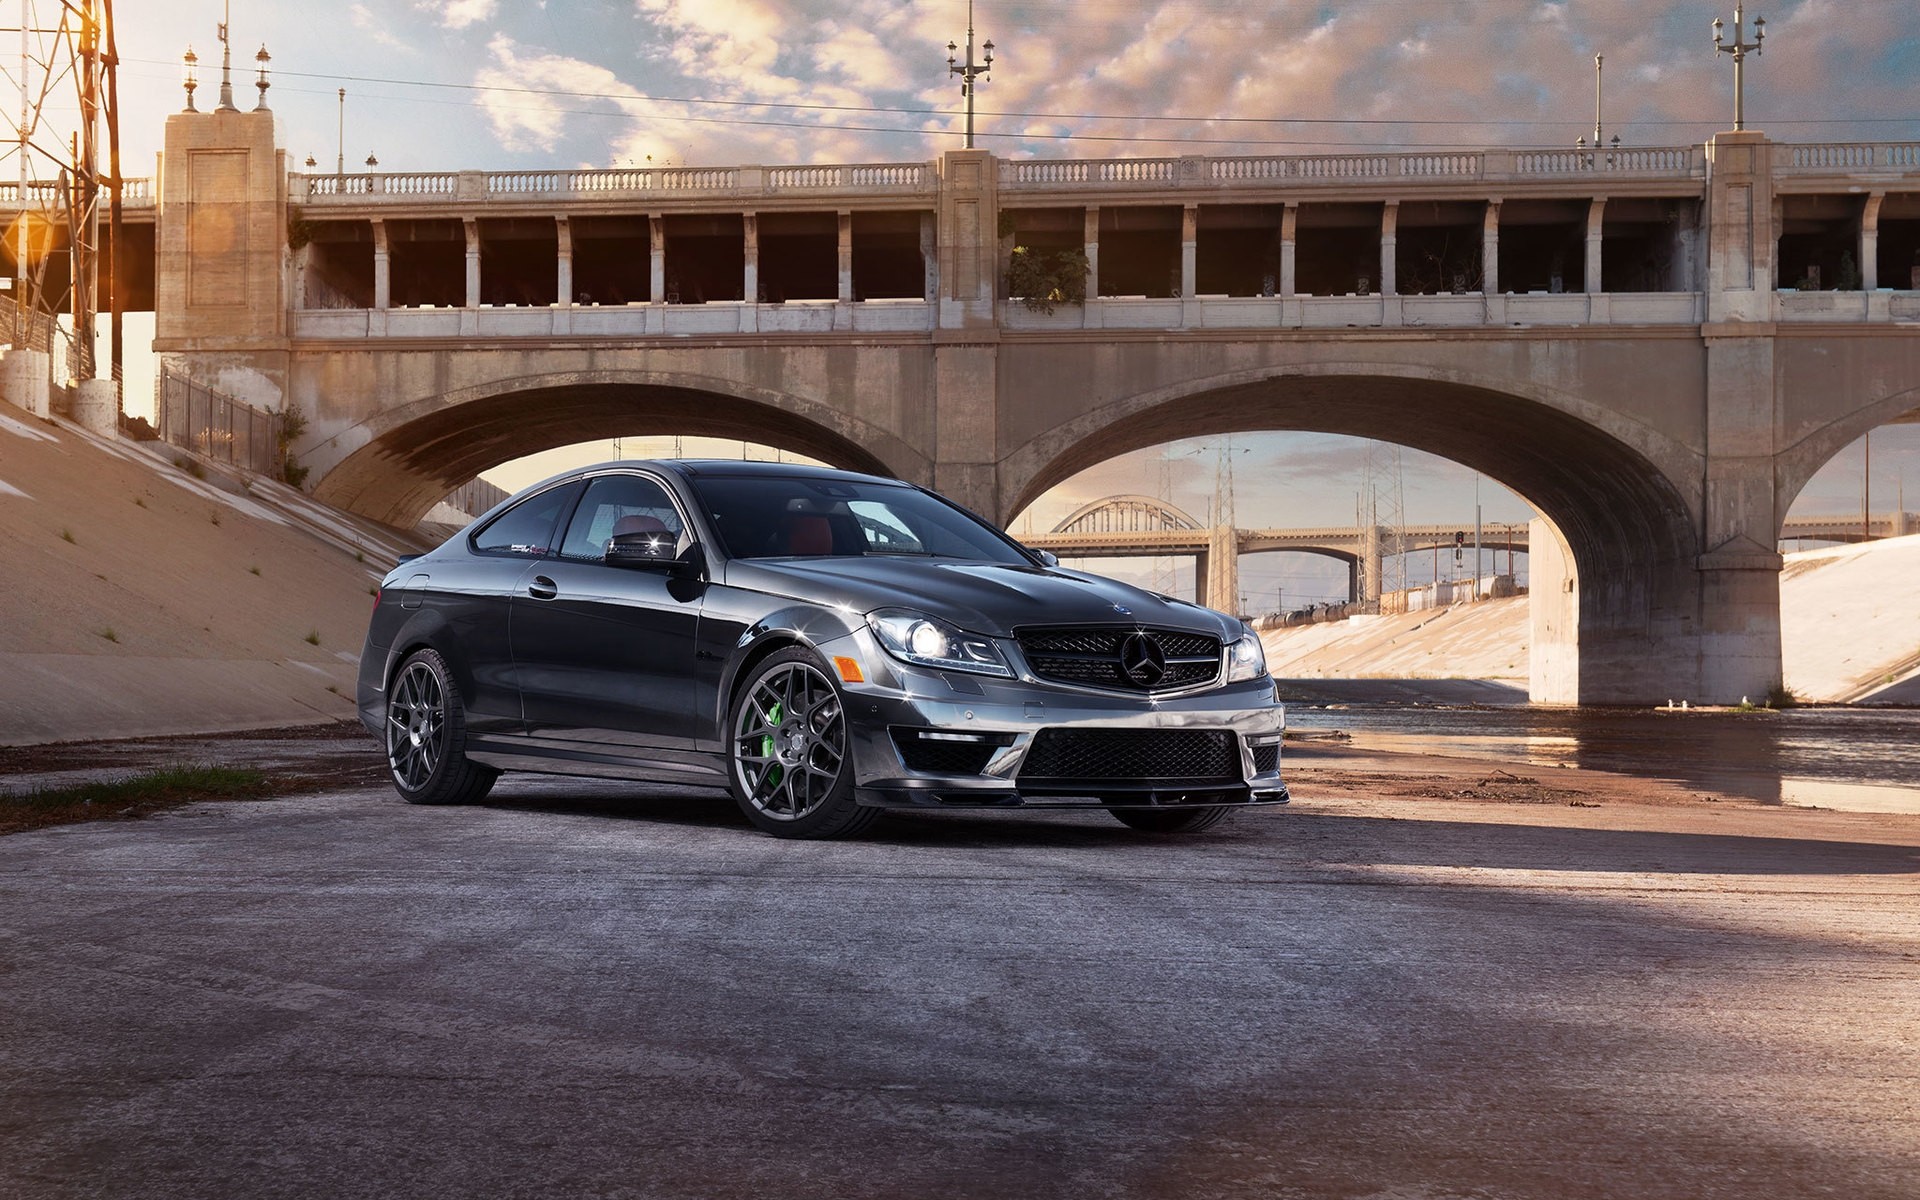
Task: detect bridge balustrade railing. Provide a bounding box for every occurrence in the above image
[1779,142,1920,172]
[155,367,284,478]
[1002,146,1709,192]
[293,163,935,205]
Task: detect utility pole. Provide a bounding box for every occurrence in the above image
[946,1,993,149]
[1712,4,1766,132]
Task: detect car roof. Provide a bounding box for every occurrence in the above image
[580,459,908,486]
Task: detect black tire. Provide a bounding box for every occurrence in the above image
[384,648,500,806]
[726,646,879,840]
[1108,806,1235,834]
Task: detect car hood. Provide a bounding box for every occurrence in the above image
[726,556,1242,640]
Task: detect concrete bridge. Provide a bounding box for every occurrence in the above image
[1024,495,1913,612]
[113,105,1920,704]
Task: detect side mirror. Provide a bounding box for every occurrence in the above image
[1034,549,1060,568]
[606,529,679,568]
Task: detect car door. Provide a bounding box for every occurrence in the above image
[510,471,704,751]
[432,478,584,734]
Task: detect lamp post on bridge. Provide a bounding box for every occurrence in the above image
[946,1,994,149]
[1712,4,1766,132]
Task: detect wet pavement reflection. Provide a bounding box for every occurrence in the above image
[1286,702,1920,812]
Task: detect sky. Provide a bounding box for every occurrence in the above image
[80,1,1920,608]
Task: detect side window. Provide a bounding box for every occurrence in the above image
[558,474,686,562]
[470,482,580,558]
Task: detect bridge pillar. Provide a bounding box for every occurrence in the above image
[936,149,998,330]
[154,104,288,411]
[1529,519,1580,704]
[1204,524,1239,615]
[933,342,999,519]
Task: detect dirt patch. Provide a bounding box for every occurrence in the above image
[0,720,387,835]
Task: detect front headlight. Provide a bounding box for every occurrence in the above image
[1226,631,1268,682]
[867,608,1014,677]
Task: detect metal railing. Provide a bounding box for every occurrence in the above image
[155,366,284,477]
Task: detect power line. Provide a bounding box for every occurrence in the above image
[122,56,1920,134]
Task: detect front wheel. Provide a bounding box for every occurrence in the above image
[1108,806,1235,835]
[726,647,878,840]
[384,648,499,806]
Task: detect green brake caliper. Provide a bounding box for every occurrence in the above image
[760,701,784,788]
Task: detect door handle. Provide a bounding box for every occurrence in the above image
[528,575,558,600]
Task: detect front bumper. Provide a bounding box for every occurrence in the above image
[829,632,1288,811]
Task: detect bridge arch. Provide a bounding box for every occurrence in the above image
[1051,494,1206,534]
[1776,384,1920,532]
[1000,362,1705,703]
[304,369,928,527]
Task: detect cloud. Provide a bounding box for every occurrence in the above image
[420,0,498,30]
[350,4,415,52]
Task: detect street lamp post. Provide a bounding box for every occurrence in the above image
[1712,4,1766,132]
[946,1,993,149]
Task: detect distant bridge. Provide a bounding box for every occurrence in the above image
[1026,496,1914,612]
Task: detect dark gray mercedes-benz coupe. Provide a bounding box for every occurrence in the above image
[358,460,1288,838]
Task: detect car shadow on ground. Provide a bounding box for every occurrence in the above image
[473,777,1920,874]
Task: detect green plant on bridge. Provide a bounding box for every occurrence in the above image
[1007,245,1090,314]
[274,404,311,489]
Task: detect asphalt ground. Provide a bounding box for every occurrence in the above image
[3,732,1918,1199]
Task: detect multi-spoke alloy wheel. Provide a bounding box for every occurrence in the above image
[727,648,877,838]
[388,659,446,791]
[383,648,499,806]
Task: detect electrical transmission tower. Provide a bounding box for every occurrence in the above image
[1359,439,1409,605]
[1,0,120,388]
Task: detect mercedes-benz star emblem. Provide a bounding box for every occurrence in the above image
[1118,633,1167,687]
[1111,603,1132,615]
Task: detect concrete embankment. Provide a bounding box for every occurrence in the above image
[1262,533,1920,705]
[0,409,432,746]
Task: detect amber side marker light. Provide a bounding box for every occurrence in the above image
[833,656,865,684]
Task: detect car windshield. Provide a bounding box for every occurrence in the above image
[689,474,1034,564]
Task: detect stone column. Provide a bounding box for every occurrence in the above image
[932,342,999,519]
[1180,204,1198,298]
[1481,200,1500,295]
[371,219,390,310]
[742,212,759,304]
[920,212,937,303]
[1861,192,1883,292]
[1279,203,1297,296]
[555,216,573,306]
[649,216,666,303]
[462,218,480,308]
[1585,198,1606,293]
[1379,202,1398,295]
[1361,523,1382,605]
[837,211,854,303]
[1083,207,1100,300]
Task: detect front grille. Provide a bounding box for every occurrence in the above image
[891,729,1008,775]
[1015,626,1222,693]
[1019,729,1239,783]
[1251,742,1281,774]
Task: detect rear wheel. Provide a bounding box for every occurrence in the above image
[385,648,499,806]
[727,647,878,840]
[1108,806,1235,834]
